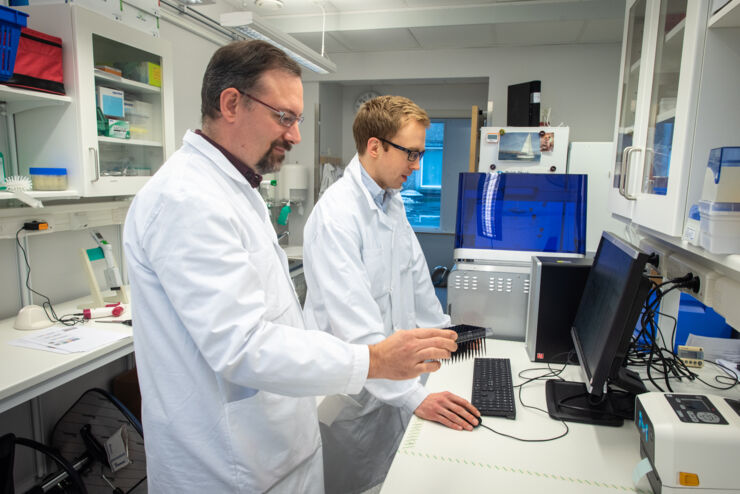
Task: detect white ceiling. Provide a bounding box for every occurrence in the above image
[189,0,625,56]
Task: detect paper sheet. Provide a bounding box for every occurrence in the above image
[9,325,128,354]
[685,334,740,361]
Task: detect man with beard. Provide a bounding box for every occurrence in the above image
[123,40,459,493]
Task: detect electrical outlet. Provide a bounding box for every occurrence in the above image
[663,253,718,306]
[638,238,673,277]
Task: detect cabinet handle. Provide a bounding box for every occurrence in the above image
[623,147,641,201]
[89,147,100,183]
[619,145,635,198]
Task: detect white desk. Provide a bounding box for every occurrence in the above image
[382,339,739,494]
[0,297,133,414]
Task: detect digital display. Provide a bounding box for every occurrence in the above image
[682,398,709,412]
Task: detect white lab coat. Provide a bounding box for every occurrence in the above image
[303,155,450,494]
[123,131,369,494]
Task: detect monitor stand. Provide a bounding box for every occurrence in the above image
[545,369,644,427]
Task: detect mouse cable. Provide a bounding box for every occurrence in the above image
[477,359,571,443]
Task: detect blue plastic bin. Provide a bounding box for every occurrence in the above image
[0,5,28,81]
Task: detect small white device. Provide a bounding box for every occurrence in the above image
[13,305,54,331]
[677,345,704,368]
[635,392,740,493]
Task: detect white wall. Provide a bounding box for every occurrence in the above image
[337,81,489,165]
[305,43,621,143]
[159,20,221,144]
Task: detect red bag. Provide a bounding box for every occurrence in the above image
[3,27,64,95]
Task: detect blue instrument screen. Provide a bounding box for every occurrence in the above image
[454,173,587,254]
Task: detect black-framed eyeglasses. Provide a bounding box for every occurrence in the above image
[235,89,305,127]
[377,137,425,162]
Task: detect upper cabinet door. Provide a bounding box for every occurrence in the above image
[610,0,710,237]
[609,0,650,221]
[631,0,707,235]
[14,4,175,198]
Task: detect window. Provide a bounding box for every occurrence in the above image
[401,122,445,229]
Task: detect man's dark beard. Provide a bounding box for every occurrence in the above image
[255,140,292,174]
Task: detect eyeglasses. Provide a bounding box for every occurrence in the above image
[235,89,304,128]
[377,137,425,162]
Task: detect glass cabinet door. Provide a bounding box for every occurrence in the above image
[641,0,687,196]
[93,34,164,179]
[613,0,647,201]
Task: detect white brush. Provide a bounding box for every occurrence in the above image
[3,175,43,208]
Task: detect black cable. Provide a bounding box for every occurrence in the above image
[15,227,84,326]
[476,358,571,443]
[627,272,738,395]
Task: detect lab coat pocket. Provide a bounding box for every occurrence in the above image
[362,247,388,299]
[225,392,319,491]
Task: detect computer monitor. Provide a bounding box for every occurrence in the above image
[545,231,652,426]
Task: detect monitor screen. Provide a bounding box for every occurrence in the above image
[454,172,587,255]
[572,231,650,395]
[545,231,651,426]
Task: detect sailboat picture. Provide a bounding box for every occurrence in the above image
[498,131,542,162]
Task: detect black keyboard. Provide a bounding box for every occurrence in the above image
[471,358,516,419]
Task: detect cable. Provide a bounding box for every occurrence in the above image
[476,358,571,443]
[15,227,84,327]
[626,272,737,395]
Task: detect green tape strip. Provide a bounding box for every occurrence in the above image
[397,449,649,492]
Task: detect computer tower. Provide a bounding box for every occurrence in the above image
[507,80,541,126]
[525,256,592,364]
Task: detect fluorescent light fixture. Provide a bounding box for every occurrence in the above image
[220,11,336,74]
[175,0,215,5]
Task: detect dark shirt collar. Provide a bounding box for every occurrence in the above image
[195,129,262,188]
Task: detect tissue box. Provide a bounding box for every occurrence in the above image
[106,119,130,139]
[98,86,124,118]
[701,147,740,203]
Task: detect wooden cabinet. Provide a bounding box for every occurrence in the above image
[14,4,174,198]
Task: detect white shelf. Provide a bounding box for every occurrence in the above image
[665,18,686,44]
[656,108,676,123]
[0,189,81,201]
[641,226,740,277]
[98,136,162,147]
[0,85,71,113]
[709,0,740,28]
[94,70,161,94]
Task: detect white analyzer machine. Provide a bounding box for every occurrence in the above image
[635,392,740,494]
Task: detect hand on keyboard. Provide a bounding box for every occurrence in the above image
[414,391,481,431]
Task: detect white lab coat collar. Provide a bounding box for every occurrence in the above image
[346,155,401,230]
[183,130,253,187]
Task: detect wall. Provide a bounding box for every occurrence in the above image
[158,20,221,143]
[305,43,621,143]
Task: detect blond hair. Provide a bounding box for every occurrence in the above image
[353,95,430,155]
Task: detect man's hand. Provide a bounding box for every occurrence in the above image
[414,392,480,431]
[367,328,457,380]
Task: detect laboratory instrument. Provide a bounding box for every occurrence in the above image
[447,172,587,340]
[635,392,740,494]
[448,324,487,362]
